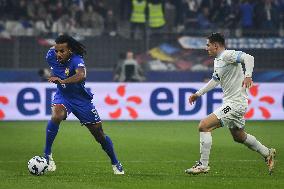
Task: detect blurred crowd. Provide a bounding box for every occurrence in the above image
[177,0,283,32]
[0,0,283,37]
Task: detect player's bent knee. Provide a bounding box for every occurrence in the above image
[198,120,209,132]
[51,105,67,124]
[93,122,103,130]
[233,137,245,143]
[51,114,65,124]
[86,123,105,143]
[86,122,103,132]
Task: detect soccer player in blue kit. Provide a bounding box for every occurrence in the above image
[43,34,124,175]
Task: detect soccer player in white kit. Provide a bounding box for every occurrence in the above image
[185,33,276,175]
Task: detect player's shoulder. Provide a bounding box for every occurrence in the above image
[222,50,238,58]
[70,54,85,67]
[46,46,56,61]
[221,50,244,63]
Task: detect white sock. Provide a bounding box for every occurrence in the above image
[200,132,212,167]
[243,134,269,157]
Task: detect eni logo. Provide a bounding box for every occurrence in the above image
[65,68,69,76]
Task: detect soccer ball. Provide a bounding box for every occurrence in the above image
[27,156,48,176]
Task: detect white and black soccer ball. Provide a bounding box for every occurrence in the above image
[27,156,48,176]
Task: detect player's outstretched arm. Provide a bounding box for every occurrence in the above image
[189,93,199,105]
[241,53,254,88]
[61,67,86,84]
[188,79,219,105]
[48,76,62,84]
[242,77,253,88]
[224,51,254,88]
[48,68,86,84]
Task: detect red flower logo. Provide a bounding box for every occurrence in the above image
[245,85,275,119]
[0,96,9,119]
[104,85,142,119]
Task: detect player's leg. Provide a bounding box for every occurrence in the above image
[199,113,222,166]
[72,103,124,174]
[226,102,276,174]
[85,122,123,174]
[185,113,221,174]
[230,127,276,174]
[85,122,119,165]
[44,104,68,171]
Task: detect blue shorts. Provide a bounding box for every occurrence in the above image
[52,93,101,125]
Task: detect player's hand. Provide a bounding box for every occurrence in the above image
[188,94,199,105]
[242,77,253,88]
[48,77,64,84]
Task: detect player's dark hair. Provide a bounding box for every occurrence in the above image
[55,34,87,57]
[208,33,225,46]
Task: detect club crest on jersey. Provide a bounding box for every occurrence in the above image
[65,68,70,76]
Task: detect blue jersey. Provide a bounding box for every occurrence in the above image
[46,48,93,104]
[46,48,101,125]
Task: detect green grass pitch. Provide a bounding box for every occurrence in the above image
[0,121,283,189]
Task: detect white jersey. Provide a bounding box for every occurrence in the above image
[213,50,248,105]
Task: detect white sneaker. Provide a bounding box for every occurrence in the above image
[265,148,276,175]
[112,162,124,175]
[185,161,210,175]
[45,154,56,172]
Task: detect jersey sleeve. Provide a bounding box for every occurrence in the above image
[212,71,221,81]
[45,47,56,67]
[222,50,245,64]
[196,78,219,96]
[72,56,86,70]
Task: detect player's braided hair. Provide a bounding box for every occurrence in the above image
[208,33,225,46]
[55,34,87,57]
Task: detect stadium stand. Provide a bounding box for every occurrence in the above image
[0,0,283,82]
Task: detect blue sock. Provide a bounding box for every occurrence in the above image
[44,120,59,156]
[101,135,119,165]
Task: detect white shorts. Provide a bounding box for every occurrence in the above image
[213,102,247,129]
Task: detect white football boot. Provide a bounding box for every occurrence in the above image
[265,148,276,175]
[185,161,210,175]
[45,153,56,172]
[112,162,124,175]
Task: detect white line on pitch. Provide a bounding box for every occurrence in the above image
[0,160,263,163]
